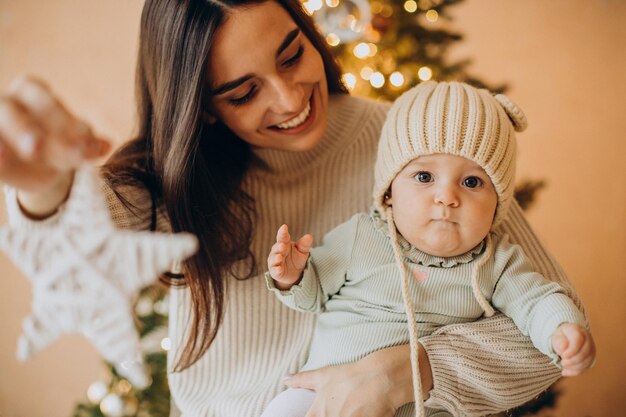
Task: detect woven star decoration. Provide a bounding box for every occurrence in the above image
[0,166,198,388]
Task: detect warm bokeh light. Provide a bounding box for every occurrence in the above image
[353,42,371,58]
[325,0,340,7]
[370,0,383,14]
[342,73,357,90]
[326,33,340,46]
[161,337,172,351]
[380,4,394,18]
[370,72,385,88]
[425,9,439,22]
[360,66,374,80]
[367,43,378,57]
[303,0,323,14]
[389,71,405,87]
[404,0,418,13]
[418,66,433,81]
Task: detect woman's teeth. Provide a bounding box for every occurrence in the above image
[274,101,311,130]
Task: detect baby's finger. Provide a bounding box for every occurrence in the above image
[276,224,291,244]
[268,252,285,268]
[270,265,284,280]
[295,234,313,254]
[561,328,585,358]
[561,354,594,377]
[561,339,595,368]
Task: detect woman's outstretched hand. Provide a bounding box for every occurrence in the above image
[283,343,433,417]
[0,76,111,217]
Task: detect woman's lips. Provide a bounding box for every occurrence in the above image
[268,93,315,134]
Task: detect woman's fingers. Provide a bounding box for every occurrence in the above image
[4,76,111,171]
[0,97,45,161]
[284,369,322,391]
[0,134,60,192]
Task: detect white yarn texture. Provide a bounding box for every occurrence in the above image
[0,166,198,388]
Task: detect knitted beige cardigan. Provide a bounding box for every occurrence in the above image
[6,94,578,417]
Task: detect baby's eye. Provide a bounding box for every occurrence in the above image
[415,172,432,183]
[463,176,483,188]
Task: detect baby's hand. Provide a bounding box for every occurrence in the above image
[551,323,596,377]
[267,224,313,290]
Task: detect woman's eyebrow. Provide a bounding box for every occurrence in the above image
[276,28,300,58]
[211,28,301,96]
[212,74,254,96]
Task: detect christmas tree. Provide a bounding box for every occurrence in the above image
[304,0,503,100]
[72,1,552,416]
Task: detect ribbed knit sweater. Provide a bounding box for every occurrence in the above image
[266,211,586,416]
[4,94,582,417]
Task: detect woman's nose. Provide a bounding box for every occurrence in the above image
[267,76,302,114]
[434,186,460,207]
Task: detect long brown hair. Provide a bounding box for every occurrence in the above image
[101,0,347,371]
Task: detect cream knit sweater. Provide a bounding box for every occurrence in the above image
[5,94,578,417]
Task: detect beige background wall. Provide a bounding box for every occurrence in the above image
[1,1,624,416]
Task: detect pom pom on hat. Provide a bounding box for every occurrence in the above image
[494,94,528,132]
[372,81,527,228]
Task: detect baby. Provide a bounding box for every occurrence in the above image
[262,81,595,417]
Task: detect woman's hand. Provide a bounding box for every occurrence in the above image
[0,76,111,217]
[284,344,433,417]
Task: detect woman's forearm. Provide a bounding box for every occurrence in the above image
[369,343,433,409]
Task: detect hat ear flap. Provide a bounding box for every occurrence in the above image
[494,94,528,132]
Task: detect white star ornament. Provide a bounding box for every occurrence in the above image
[0,166,198,388]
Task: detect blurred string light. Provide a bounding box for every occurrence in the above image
[100,393,124,417]
[367,43,378,57]
[389,71,405,87]
[403,0,418,13]
[353,42,371,58]
[303,0,323,14]
[370,72,385,88]
[161,337,172,351]
[360,66,374,80]
[418,66,433,81]
[326,33,341,46]
[342,73,357,90]
[326,0,340,6]
[425,9,439,22]
[87,381,109,404]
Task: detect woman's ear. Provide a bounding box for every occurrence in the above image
[203,111,218,124]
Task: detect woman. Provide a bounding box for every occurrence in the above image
[0,0,578,416]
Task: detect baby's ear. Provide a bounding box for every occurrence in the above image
[384,191,392,206]
[494,94,528,132]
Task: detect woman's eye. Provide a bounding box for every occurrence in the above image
[229,86,257,106]
[463,176,483,188]
[415,172,432,183]
[282,45,304,68]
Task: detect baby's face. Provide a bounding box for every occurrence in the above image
[387,154,497,257]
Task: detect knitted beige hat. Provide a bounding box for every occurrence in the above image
[373,81,527,228]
